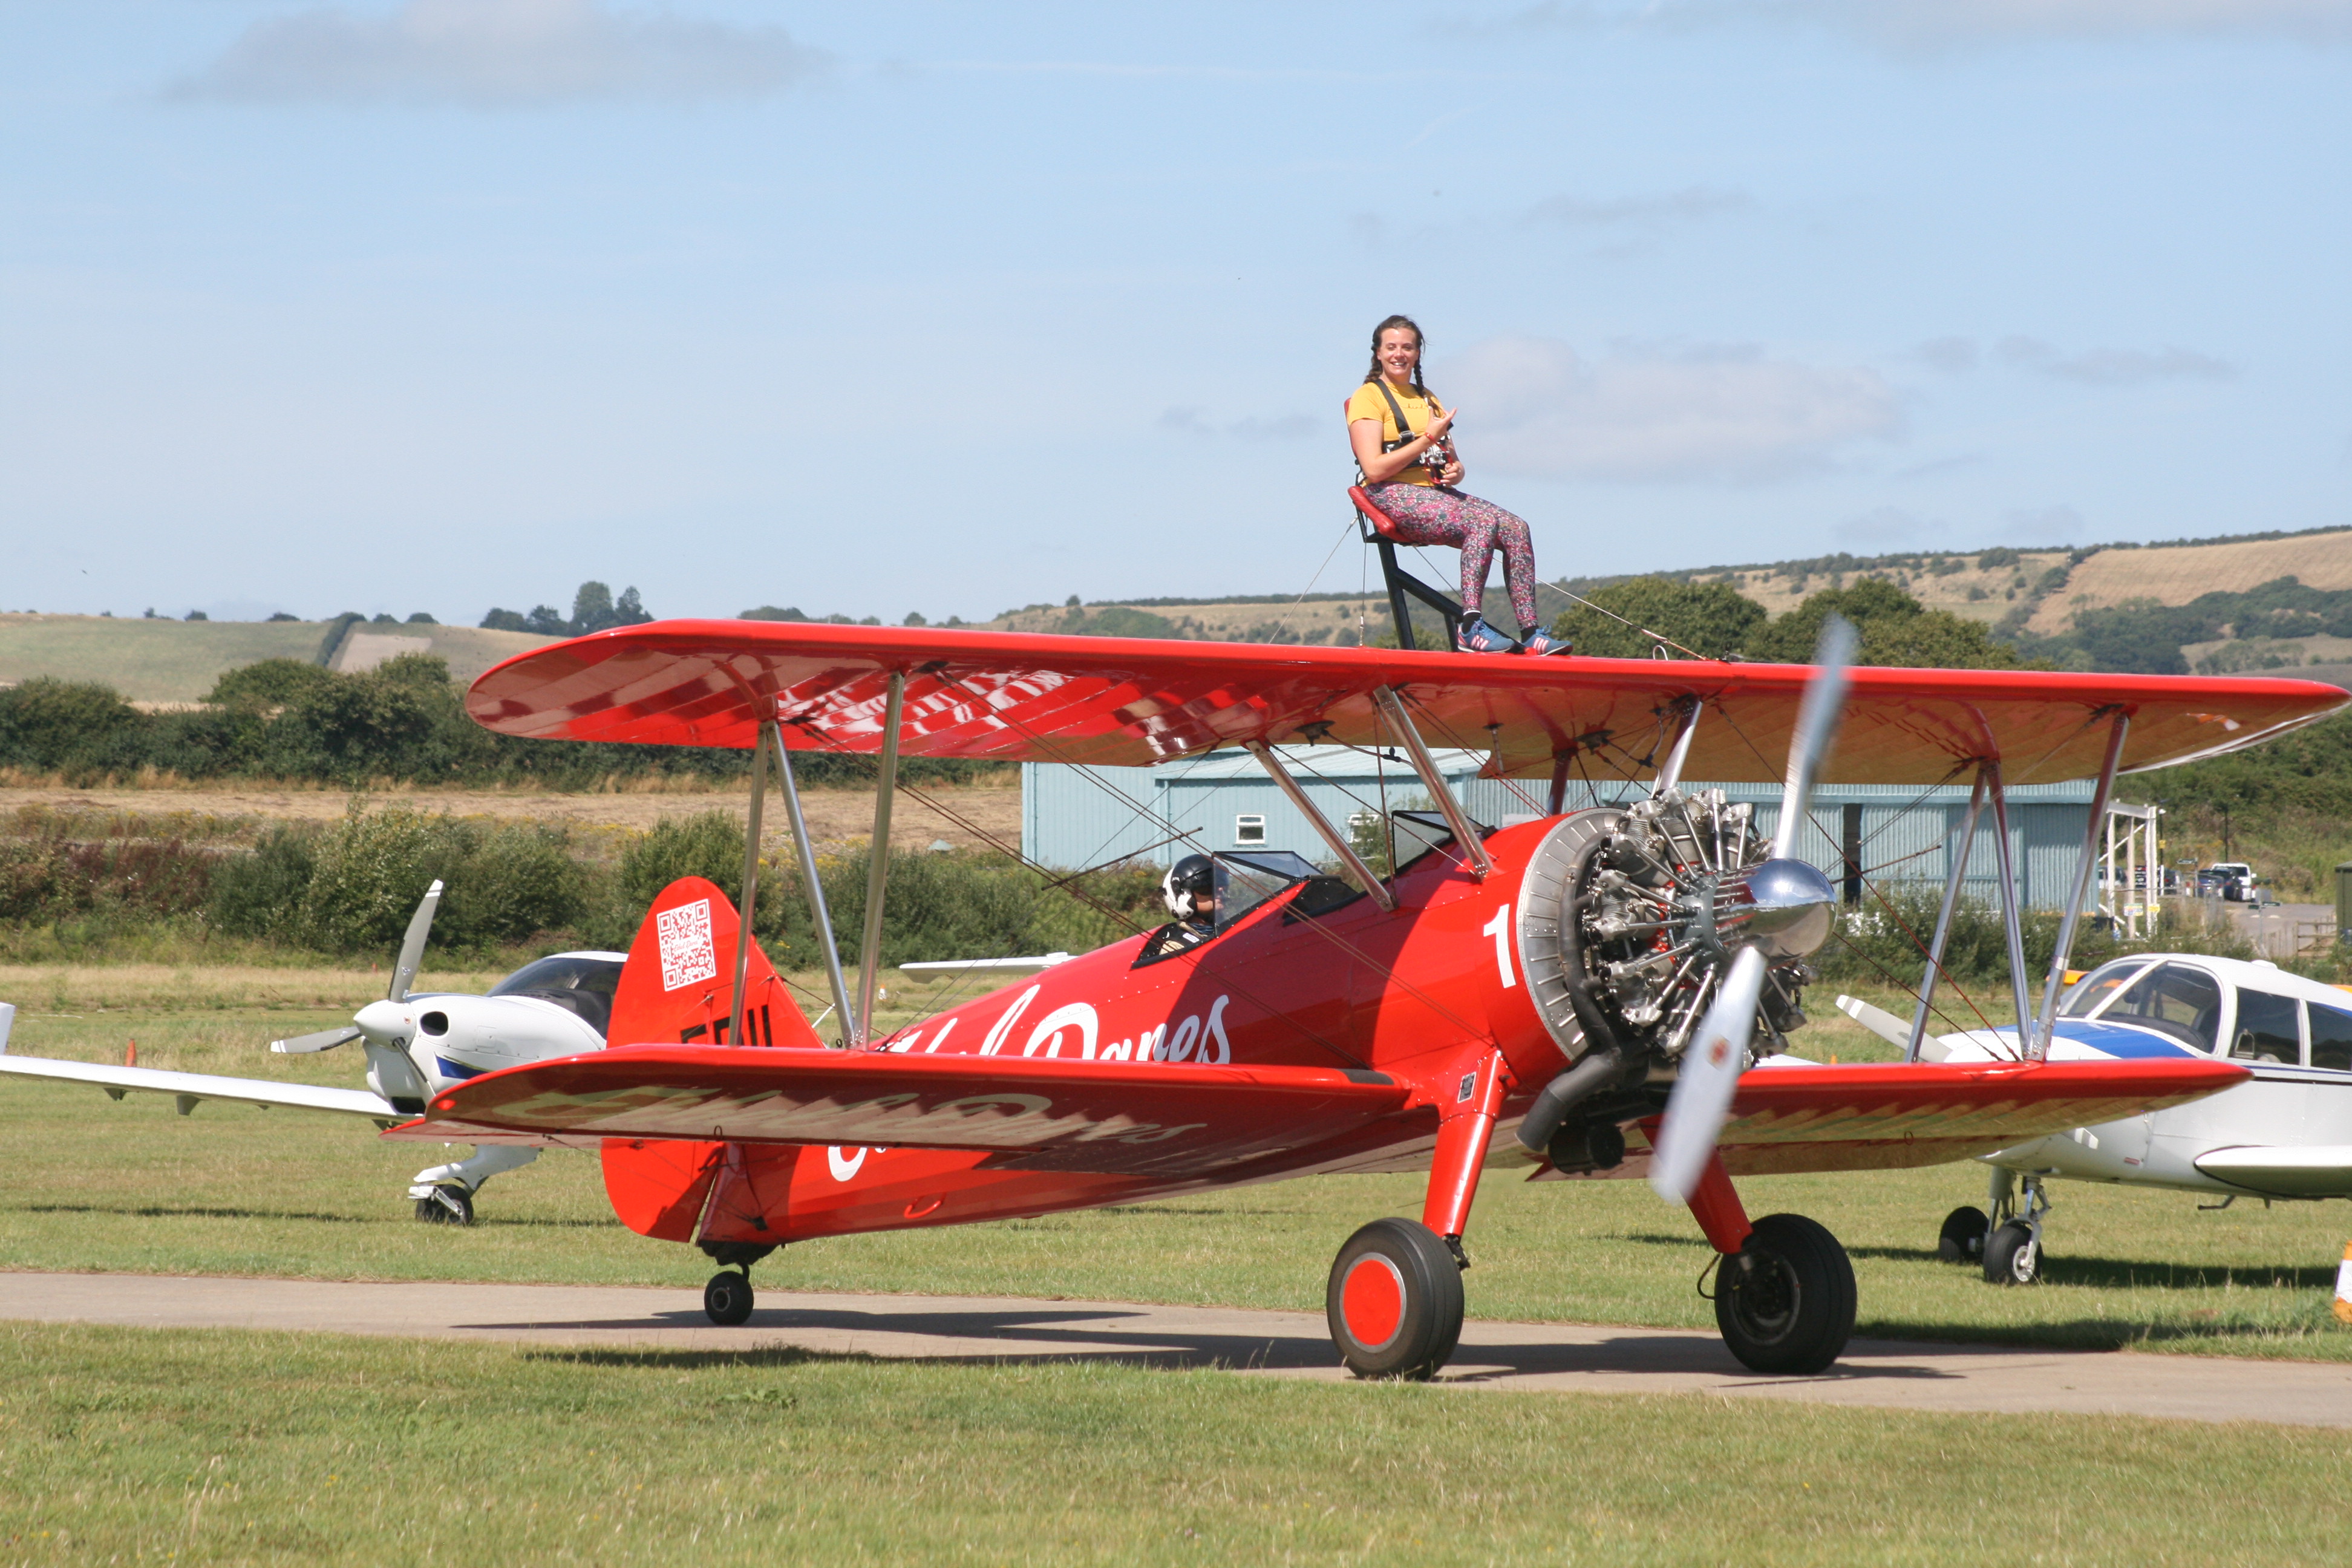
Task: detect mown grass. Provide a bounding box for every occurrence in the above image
[2,972,2348,1362]
[2,1322,2347,1566]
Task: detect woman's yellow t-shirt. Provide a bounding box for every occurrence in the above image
[1345,379,1446,486]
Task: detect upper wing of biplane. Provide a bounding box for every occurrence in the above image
[465,619,2346,783]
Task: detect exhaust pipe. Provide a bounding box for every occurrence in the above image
[1515,1045,1625,1158]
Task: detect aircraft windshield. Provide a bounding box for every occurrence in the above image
[1214,851,1322,933]
[489,954,626,1038]
[2102,962,2224,1053]
[2062,959,2155,1019]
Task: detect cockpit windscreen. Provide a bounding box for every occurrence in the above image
[489,953,626,1039]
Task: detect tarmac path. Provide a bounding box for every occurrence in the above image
[4,1272,2348,1428]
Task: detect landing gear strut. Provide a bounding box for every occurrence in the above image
[407,1145,538,1226]
[1983,1169,2048,1285]
[1714,1214,1857,1376]
[698,1240,777,1326]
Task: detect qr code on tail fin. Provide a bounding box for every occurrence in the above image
[656,899,719,992]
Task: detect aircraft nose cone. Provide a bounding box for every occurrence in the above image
[1731,858,1837,959]
[353,999,411,1045]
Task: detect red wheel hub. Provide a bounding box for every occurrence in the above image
[1340,1253,1405,1351]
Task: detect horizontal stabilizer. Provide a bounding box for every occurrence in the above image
[0,1054,400,1120]
[388,1046,1410,1177]
[1834,994,1933,1056]
[2194,1144,2352,1198]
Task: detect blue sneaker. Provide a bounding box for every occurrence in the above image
[1456,614,1519,654]
[1520,630,1573,657]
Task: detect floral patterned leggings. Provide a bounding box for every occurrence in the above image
[1363,483,1541,632]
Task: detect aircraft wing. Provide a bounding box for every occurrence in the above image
[464,619,2345,783]
[1566,1057,2252,1179]
[384,1045,1413,1177]
[2193,1144,2352,1198]
[0,1053,400,1121]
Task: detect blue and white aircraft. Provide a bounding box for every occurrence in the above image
[0,881,622,1225]
[1841,953,2352,1283]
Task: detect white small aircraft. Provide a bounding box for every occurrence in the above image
[1840,952,2352,1283]
[0,881,623,1224]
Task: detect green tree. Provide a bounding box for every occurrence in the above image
[1549,578,1766,661]
[1745,579,2022,669]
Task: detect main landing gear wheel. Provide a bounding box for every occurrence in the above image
[1938,1206,1990,1264]
[704,1270,755,1326]
[1326,1218,1464,1381]
[413,1186,474,1226]
[1983,1221,2040,1285]
[1714,1214,1856,1376]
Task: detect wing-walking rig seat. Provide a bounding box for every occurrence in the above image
[1348,485,1467,651]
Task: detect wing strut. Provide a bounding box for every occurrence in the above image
[1373,686,1493,879]
[1244,741,1394,910]
[1984,760,2037,1052]
[2029,710,2131,1060]
[774,719,856,1047]
[727,719,770,1053]
[1906,763,1991,1062]
[855,671,908,1044]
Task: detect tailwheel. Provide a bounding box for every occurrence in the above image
[413,1185,474,1226]
[1326,1218,1465,1381]
[1714,1214,1855,1376]
[704,1270,755,1326]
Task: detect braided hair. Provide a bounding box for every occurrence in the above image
[1363,314,1437,401]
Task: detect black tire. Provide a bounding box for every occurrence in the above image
[1937,1206,1990,1264]
[414,1186,472,1226]
[1325,1218,1465,1380]
[1714,1213,1857,1376]
[1982,1221,2039,1285]
[704,1270,755,1326]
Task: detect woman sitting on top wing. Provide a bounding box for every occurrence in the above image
[1346,314,1567,656]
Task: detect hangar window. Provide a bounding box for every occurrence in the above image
[2309,1004,2352,1073]
[1234,814,1266,846]
[2230,991,2302,1066]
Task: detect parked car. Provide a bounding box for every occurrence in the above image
[2207,861,2256,902]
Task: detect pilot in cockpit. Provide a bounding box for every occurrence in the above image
[1138,855,1218,963]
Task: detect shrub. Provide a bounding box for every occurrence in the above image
[206,658,335,710]
[439,823,586,948]
[0,678,144,772]
[207,826,318,942]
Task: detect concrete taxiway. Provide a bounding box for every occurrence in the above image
[4,1271,2346,1428]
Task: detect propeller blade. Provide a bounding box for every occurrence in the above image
[1647,946,1766,1204]
[271,1025,363,1055]
[1769,614,1858,861]
[388,879,444,1003]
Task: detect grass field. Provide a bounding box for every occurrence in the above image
[0,615,552,703]
[5,1322,2348,1566]
[2,968,2347,1363]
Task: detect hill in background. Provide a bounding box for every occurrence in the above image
[0,614,552,705]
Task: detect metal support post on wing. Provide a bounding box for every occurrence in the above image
[1244,741,1394,912]
[771,720,857,1047]
[1906,763,1990,1063]
[726,722,771,1051]
[1650,698,1702,799]
[855,672,907,1045]
[2029,710,2131,1062]
[1546,748,1574,818]
[1371,686,1494,879]
[1984,759,2037,1051]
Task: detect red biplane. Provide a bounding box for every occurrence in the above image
[394,618,2341,1377]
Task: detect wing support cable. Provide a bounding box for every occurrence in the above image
[1371,685,1493,879]
[854,671,907,1045]
[2029,708,2131,1062]
[1243,741,1394,911]
[1906,763,1991,1062]
[771,719,857,1047]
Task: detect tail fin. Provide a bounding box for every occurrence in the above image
[606,875,820,1050]
[601,875,819,1240]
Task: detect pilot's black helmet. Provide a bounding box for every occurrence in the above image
[1163,855,1215,921]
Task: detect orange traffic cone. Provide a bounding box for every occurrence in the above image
[125,1039,137,1067]
[2335,1241,2352,1327]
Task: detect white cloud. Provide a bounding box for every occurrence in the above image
[1158,408,1317,442]
[1995,336,2237,385]
[1524,186,1751,229]
[1434,336,1901,484]
[169,0,828,107]
[1474,1,2352,47]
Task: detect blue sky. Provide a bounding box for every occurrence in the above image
[3,1,2347,626]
